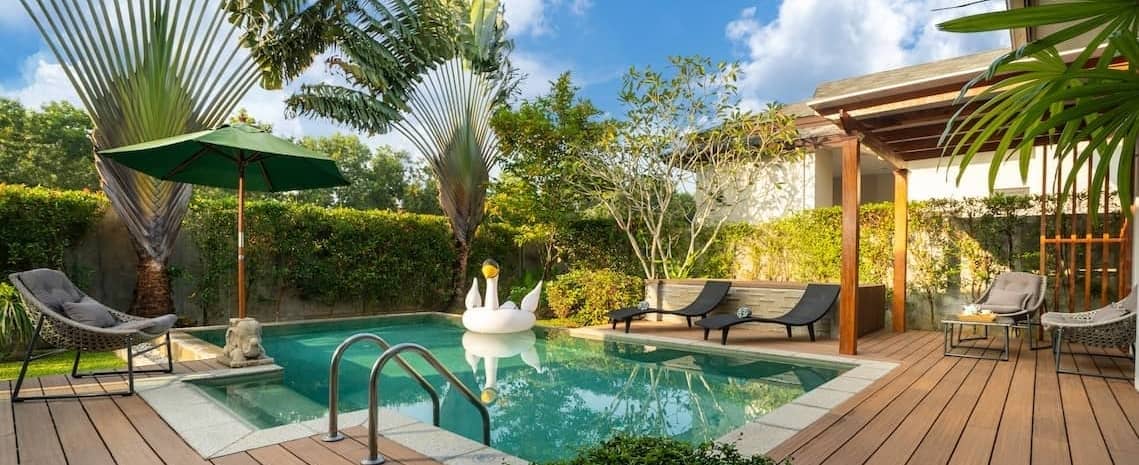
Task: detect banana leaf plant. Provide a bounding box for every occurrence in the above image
[938,0,1139,214]
[21,0,260,317]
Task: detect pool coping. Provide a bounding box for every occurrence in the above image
[152,312,897,461]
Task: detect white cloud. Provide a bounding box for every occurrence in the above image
[512,51,564,100]
[502,0,551,37]
[726,0,1009,108]
[0,54,81,108]
[569,0,593,16]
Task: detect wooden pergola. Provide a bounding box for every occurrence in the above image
[802,49,1129,355]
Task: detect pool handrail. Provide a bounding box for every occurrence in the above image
[363,342,490,465]
[322,333,440,443]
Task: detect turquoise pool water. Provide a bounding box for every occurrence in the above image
[191,314,848,463]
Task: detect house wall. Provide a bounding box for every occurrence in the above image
[905,145,1114,201]
[706,154,818,224]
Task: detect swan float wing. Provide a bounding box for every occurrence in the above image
[465,278,482,310]
[520,281,543,313]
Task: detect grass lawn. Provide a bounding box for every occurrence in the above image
[0,351,122,381]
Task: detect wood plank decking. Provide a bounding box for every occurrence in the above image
[2,326,1137,465]
[1,361,443,465]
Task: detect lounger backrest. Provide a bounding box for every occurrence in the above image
[685,280,732,312]
[11,268,84,313]
[978,272,1045,311]
[781,284,841,325]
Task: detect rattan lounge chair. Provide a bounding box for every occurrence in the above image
[696,283,840,345]
[8,269,177,401]
[1042,289,1136,380]
[608,280,731,333]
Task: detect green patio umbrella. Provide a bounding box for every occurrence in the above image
[100,124,350,319]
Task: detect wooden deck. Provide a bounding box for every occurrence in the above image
[0,360,444,465]
[2,325,1137,465]
[628,321,1139,465]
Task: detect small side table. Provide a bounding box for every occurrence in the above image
[942,315,1014,361]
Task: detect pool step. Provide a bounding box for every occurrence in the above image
[197,375,326,428]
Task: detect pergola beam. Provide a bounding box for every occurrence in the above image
[840,110,905,171]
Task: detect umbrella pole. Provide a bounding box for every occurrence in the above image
[237,165,246,320]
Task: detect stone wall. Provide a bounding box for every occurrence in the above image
[644,279,888,339]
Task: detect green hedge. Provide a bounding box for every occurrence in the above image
[0,185,106,354]
[546,269,643,326]
[184,197,525,320]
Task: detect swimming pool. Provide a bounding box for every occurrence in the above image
[191,314,849,463]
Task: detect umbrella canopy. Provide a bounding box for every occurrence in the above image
[99,124,349,192]
[100,124,350,320]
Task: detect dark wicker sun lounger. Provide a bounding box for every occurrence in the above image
[608,280,731,333]
[696,283,840,345]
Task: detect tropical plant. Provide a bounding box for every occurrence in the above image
[489,73,612,279]
[583,55,804,279]
[543,435,785,465]
[938,0,1139,213]
[281,0,514,307]
[20,0,263,317]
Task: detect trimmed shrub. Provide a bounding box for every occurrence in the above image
[546,269,643,326]
[555,219,641,276]
[541,435,785,465]
[0,184,106,276]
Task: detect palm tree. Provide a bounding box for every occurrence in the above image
[21,0,260,317]
[938,0,1139,213]
[285,0,514,308]
[22,0,459,317]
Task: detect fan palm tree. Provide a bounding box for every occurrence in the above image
[21,0,260,317]
[22,0,460,317]
[285,0,514,308]
[938,0,1139,213]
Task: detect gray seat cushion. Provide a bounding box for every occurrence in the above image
[62,297,119,328]
[111,314,177,335]
[19,268,84,312]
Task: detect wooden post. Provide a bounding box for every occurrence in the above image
[237,163,246,320]
[840,138,860,355]
[892,169,908,333]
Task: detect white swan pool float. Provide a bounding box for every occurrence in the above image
[461,259,541,334]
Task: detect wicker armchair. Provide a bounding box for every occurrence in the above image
[8,269,177,401]
[1041,289,1136,380]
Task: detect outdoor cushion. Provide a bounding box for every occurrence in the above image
[112,314,178,335]
[62,297,118,327]
[984,288,1030,309]
[20,268,84,311]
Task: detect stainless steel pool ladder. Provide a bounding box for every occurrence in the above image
[322,333,441,442]
[322,335,491,465]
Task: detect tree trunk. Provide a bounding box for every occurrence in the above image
[132,251,174,318]
[448,238,472,311]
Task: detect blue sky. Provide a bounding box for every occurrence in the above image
[0,0,1009,153]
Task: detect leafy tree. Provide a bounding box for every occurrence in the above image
[293,135,408,210]
[402,161,443,214]
[582,56,804,279]
[0,98,99,191]
[488,73,611,278]
[939,0,1139,213]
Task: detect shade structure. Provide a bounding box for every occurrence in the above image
[100,124,350,319]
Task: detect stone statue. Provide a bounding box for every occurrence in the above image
[218,317,273,367]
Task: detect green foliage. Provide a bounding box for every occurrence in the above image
[554,219,642,277]
[0,185,107,276]
[0,99,99,191]
[541,435,784,465]
[293,135,411,210]
[185,197,457,319]
[489,73,612,277]
[584,55,804,279]
[0,283,31,357]
[547,269,643,326]
[939,0,1139,213]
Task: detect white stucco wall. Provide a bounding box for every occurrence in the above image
[705,154,818,224]
[906,146,1115,201]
